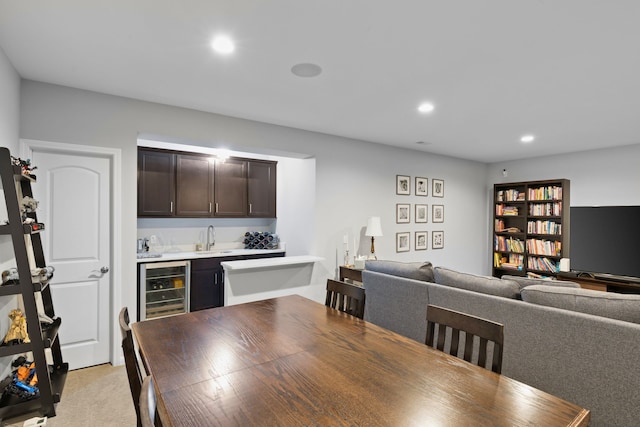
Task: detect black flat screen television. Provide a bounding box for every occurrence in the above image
[569,206,640,280]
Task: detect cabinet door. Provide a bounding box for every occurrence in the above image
[214,158,248,217]
[138,149,175,216]
[176,154,214,217]
[190,259,223,311]
[248,160,277,218]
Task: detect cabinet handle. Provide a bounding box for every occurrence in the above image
[215,203,219,213]
[249,203,252,214]
[170,201,173,213]
[209,202,212,213]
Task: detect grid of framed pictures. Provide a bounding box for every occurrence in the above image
[395,175,445,252]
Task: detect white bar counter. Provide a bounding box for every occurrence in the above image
[221,255,324,306]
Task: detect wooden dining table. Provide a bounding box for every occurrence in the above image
[131,294,590,426]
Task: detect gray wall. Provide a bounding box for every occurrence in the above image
[19,80,489,316]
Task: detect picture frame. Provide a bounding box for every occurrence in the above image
[396,175,410,195]
[415,177,428,196]
[415,231,428,250]
[415,204,428,223]
[432,230,444,249]
[396,203,410,223]
[432,178,444,198]
[432,204,444,223]
[396,232,410,252]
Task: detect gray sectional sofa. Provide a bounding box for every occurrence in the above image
[362,260,640,427]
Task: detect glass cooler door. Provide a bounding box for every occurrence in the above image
[140,260,190,320]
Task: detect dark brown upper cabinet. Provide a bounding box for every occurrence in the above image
[138,148,176,216]
[138,148,277,218]
[176,153,214,217]
[213,158,248,217]
[248,160,277,218]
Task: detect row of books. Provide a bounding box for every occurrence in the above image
[494,236,525,253]
[495,204,519,216]
[493,253,524,269]
[527,220,561,235]
[527,257,559,272]
[528,186,563,201]
[496,189,525,202]
[526,238,562,256]
[528,202,562,216]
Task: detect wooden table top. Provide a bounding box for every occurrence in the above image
[132,294,590,427]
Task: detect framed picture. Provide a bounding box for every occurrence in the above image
[415,231,428,250]
[432,179,444,198]
[415,177,428,196]
[396,175,410,195]
[396,203,410,223]
[415,204,428,223]
[432,204,444,223]
[396,232,410,252]
[432,230,444,249]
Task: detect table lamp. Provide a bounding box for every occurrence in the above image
[365,216,383,259]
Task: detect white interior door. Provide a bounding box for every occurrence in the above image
[28,147,112,370]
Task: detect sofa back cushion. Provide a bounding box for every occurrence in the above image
[365,260,434,282]
[521,284,640,323]
[433,267,519,299]
[501,275,581,292]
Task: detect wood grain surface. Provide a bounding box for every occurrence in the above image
[132,295,590,427]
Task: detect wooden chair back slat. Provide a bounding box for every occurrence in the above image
[425,305,504,374]
[325,279,366,319]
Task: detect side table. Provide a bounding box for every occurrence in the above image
[339,265,363,283]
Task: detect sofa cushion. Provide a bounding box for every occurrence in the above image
[521,285,640,323]
[364,260,434,283]
[433,267,519,299]
[501,275,581,291]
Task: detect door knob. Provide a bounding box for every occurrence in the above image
[100,266,110,274]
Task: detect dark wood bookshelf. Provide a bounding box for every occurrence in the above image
[492,179,570,278]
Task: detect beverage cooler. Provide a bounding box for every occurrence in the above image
[139,260,190,320]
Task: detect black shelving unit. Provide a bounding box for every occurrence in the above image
[0,147,68,420]
[492,179,570,279]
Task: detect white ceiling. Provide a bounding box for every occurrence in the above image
[1,1,639,163]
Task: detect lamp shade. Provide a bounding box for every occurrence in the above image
[365,216,383,237]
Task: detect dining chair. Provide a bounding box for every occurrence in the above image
[325,279,366,319]
[119,306,144,427]
[140,375,158,427]
[425,304,504,374]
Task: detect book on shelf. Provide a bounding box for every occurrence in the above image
[526,238,562,256]
[494,235,525,253]
[496,204,519,216]
[527,256,559,272]
[528,202,562,216]
[496,189,525,202]
[528,186,563,201]
[527,220,561,235]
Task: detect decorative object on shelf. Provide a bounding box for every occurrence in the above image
[415,204,428,223]
[432,231,444,249]
[396,175,410,195]
[415,231,428,250]
[3,309,31,345]
[10,155,37,178]
[1,269,19,286]
[432,204,444,223]
[243,231,279,249]
[415,177,428,196]
[0,357,39,402]
[432,179,444,198]
[396,232,410,252]
[365,217,383,260]
[396,204,410,223]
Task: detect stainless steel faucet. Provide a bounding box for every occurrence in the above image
[206,225,216,250]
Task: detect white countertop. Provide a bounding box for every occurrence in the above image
[136,248,285,263]
[221,255,324,271]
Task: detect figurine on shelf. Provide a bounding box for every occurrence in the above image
[10,155,37,178]
[0,356,39,402]
[1,268,19,286]
[3,309,30,345]
[21,196,39,213]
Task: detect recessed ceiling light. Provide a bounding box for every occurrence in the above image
[291,63,322,78]
[520,135,535,143]
[417,102,435,114]
[211,35,235,54]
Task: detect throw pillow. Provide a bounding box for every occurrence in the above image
[501,275,581,292]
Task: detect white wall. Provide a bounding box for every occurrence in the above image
[0,46,20,375]
[487,144,640,206]
[19,80,490,323]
